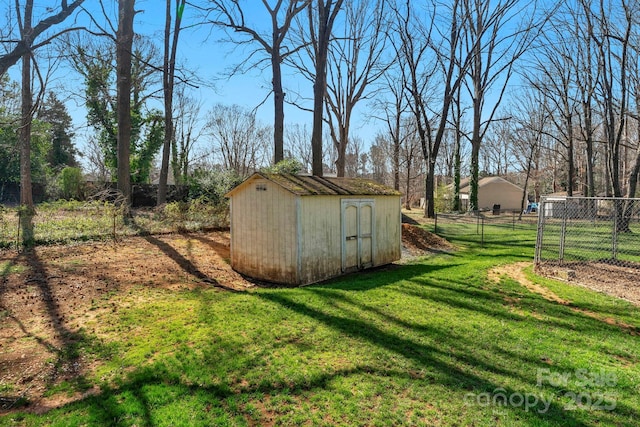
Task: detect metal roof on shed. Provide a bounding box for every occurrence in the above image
[226,172,401,197]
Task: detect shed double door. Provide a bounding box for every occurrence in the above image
[341,199,374,272]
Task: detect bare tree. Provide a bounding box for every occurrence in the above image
[324,0,390,177]
[369,134,389,185]
[526,30,578,196]
[481,120,514,176]
[204,104,270,177]
[573,0,598,197]
[400,119,423,209]
[158,0,186,205]
[374,68,407,191]
[451,77,466,211]
[172,88,204,185]
[19,0,35,245]
[591,0,632,200]
[285,123,313,171]
[116,0,135,207]
[344,135,370,177]
[85,135,111,181]
[626,21,640,200]
[462,0,543,212]
[392,0,470,218]
[0,1,86,76]
[506,89,549,218]
[309,0,344,176]
[203,0,310,165]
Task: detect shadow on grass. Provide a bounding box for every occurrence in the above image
[314,262,461,292]
[254,291,597,426]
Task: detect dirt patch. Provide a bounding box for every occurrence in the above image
[489,262,570,305]
[0,227,454,413]
[490,262,640,336]
[0,231,250,413]
[536,260,640,306]
[401,223,455,258]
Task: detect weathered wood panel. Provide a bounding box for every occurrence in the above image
[230,178,298,284]
[372,196,402,266]
[298,196,343,285]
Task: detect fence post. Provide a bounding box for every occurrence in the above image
[559,199,567,263]
[481,216,485,247]
[16,209,20,250]
[434,212,438,234]
[534,198,545,264]
[612,200,618,260]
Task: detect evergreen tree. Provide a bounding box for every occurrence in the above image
[37,92,78,170]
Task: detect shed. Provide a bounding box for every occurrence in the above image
[225,172,402,285]
[456,176,526,212]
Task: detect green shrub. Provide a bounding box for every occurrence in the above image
[435,182,454,213]
[58,166,85,200]
[186,167,242,205]
[261,158,304,174]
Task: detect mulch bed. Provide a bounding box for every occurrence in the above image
[401,223,455,257]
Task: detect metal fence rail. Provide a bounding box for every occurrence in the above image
[535,196,640,266]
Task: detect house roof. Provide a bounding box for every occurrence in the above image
[225,172,401,197]
[454,176,523,193]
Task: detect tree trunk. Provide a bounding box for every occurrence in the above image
[393,117,400,191]
[311,0,343,176]
[470,96,481,212]
[273,52,285,164]
[158,0,184,206]
[519,150,534,221]
[311,43,327,177]
[470,140,480,212]
[565,106,574,196]
[116,0,135,207]
[404,150,412,210]
[19,0,35,247]
[335,122,349,177]
[425,158,436,217]
[453,132,461,211]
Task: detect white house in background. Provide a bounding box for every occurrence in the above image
[225,173,402,285]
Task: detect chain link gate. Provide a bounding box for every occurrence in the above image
[535,196,640,268]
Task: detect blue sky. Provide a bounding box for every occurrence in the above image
[5,1,354,161]
[73,0,372,157]
[3,1,526,169]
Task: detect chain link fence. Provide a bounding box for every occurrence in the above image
[431,210,539,247]
[534,196,640,268]
[0,199,230,249]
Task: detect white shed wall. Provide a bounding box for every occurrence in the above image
[230,178,299,284]
[298,196,343,285]
[297,195,401,285]
[373,196,402,265]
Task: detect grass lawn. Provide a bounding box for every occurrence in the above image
[1,225,639,426]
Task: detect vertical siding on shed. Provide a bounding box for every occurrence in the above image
[298,196,343,285]
[230,179,298,284]
[373,196,402,265]
[297,195,401,285]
